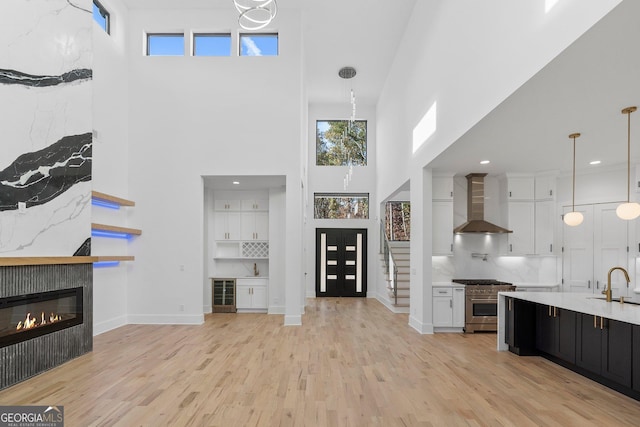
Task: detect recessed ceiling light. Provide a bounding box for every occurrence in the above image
[589,160,601,165]
[232,181,240,185]
[480,160,490,165]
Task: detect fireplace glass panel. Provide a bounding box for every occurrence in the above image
[0,288,83,348]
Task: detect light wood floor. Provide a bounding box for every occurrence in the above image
[1,298,640,426]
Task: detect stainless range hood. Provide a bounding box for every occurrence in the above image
[453,173,512,234]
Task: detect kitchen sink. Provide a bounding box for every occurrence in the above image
[589,296,640,306]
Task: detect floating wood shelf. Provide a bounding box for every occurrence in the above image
[0,256,99,266]
[91,191,135,207]
[92,223,142,236]
[94,256,135,262]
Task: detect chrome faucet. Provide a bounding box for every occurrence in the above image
[605,267,630,302]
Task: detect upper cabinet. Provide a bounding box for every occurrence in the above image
[535,174,556,201]
[432,174,454,255]
[501,173,558,255]
[215,200,241,211]
[241,199,268,211]
[506,175,535,200]
[432,176,454,200]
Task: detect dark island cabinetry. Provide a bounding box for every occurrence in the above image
[576,314,632,388]
[535,304,576,364]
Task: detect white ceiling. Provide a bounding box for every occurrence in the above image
[428,0,640,177]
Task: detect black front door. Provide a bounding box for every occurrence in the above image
[316,228,367,297]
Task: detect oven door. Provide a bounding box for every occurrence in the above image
[466,295,498,327]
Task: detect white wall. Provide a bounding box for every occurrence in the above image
[112,7,304,325]
[92,0,131,335]
[375,0,621,333]
[306,103,379,299]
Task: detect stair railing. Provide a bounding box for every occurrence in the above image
[380,221,398,305]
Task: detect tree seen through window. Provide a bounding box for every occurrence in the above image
[316,120,367,166]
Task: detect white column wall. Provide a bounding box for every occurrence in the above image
[92,0,131,335]
[121,8,303,324]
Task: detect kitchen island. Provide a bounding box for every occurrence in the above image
[497,291,640,400]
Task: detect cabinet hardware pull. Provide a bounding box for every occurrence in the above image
[588,280,591,289]
[509,244,513,252]
[450,243,453,252]
[450,191,453,197]
[596,281,599,289]
[549,190,553,196]
[554,307,557,318]
[548,306,552,317]
[509,191,512,197]
[508,299,512,311]
[594,315,597,328]
[550,244,553,253]
[600,316,603,330]
[449,300,452,308]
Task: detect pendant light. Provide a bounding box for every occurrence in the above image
[564,133,584,226]
[616,106,640,220]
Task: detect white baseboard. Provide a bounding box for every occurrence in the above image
[284,314,302,326]
[375,294,410,314]
[268,305,285,314]
[127,313,205,325]
[409,315,434,334]
[93,315,128,336]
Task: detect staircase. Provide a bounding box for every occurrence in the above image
[379,240,410,313]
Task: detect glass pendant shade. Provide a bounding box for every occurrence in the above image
[564,211,584,226]
[616,202,640,220]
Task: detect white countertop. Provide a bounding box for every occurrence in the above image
[499,291,640,325]
[513,283,560,289]
[432,282,464,287]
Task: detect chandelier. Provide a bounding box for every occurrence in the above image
[233,0,278,31]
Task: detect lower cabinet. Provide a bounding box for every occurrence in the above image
[634,326,640,393]
[236,278,268,312]
[535,304,576,363]
[432,286,465,331]
[576,313,632,388]
[504,297,536,355]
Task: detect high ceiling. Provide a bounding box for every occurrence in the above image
[123,1,638,179]
[428,0,639,176]
[123,0,418,106]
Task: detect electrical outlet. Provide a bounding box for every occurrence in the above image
[179,304,185,312]
[179,265,185,271]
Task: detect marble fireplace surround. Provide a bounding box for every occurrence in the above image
[0,260,93,390]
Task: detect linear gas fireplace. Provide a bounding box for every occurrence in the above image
[0,288,83,348]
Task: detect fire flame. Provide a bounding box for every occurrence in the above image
[16,312,61,331]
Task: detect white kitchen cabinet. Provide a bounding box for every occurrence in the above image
[535,175,556,201]
[215,200,241,211]
[432,200,453,255]
[241,212,269,241]
[432,286,465,331]
[432,176,454,200]
[214,212,241,240]
[241,199,268,211]
[506,201,535,255]
[506,175,535,200]
[562,203,629,296]
[535,200,556,255]
[236,278,268,311]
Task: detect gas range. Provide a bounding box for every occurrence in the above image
[452,279,516,333]
[452,279,516,295]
